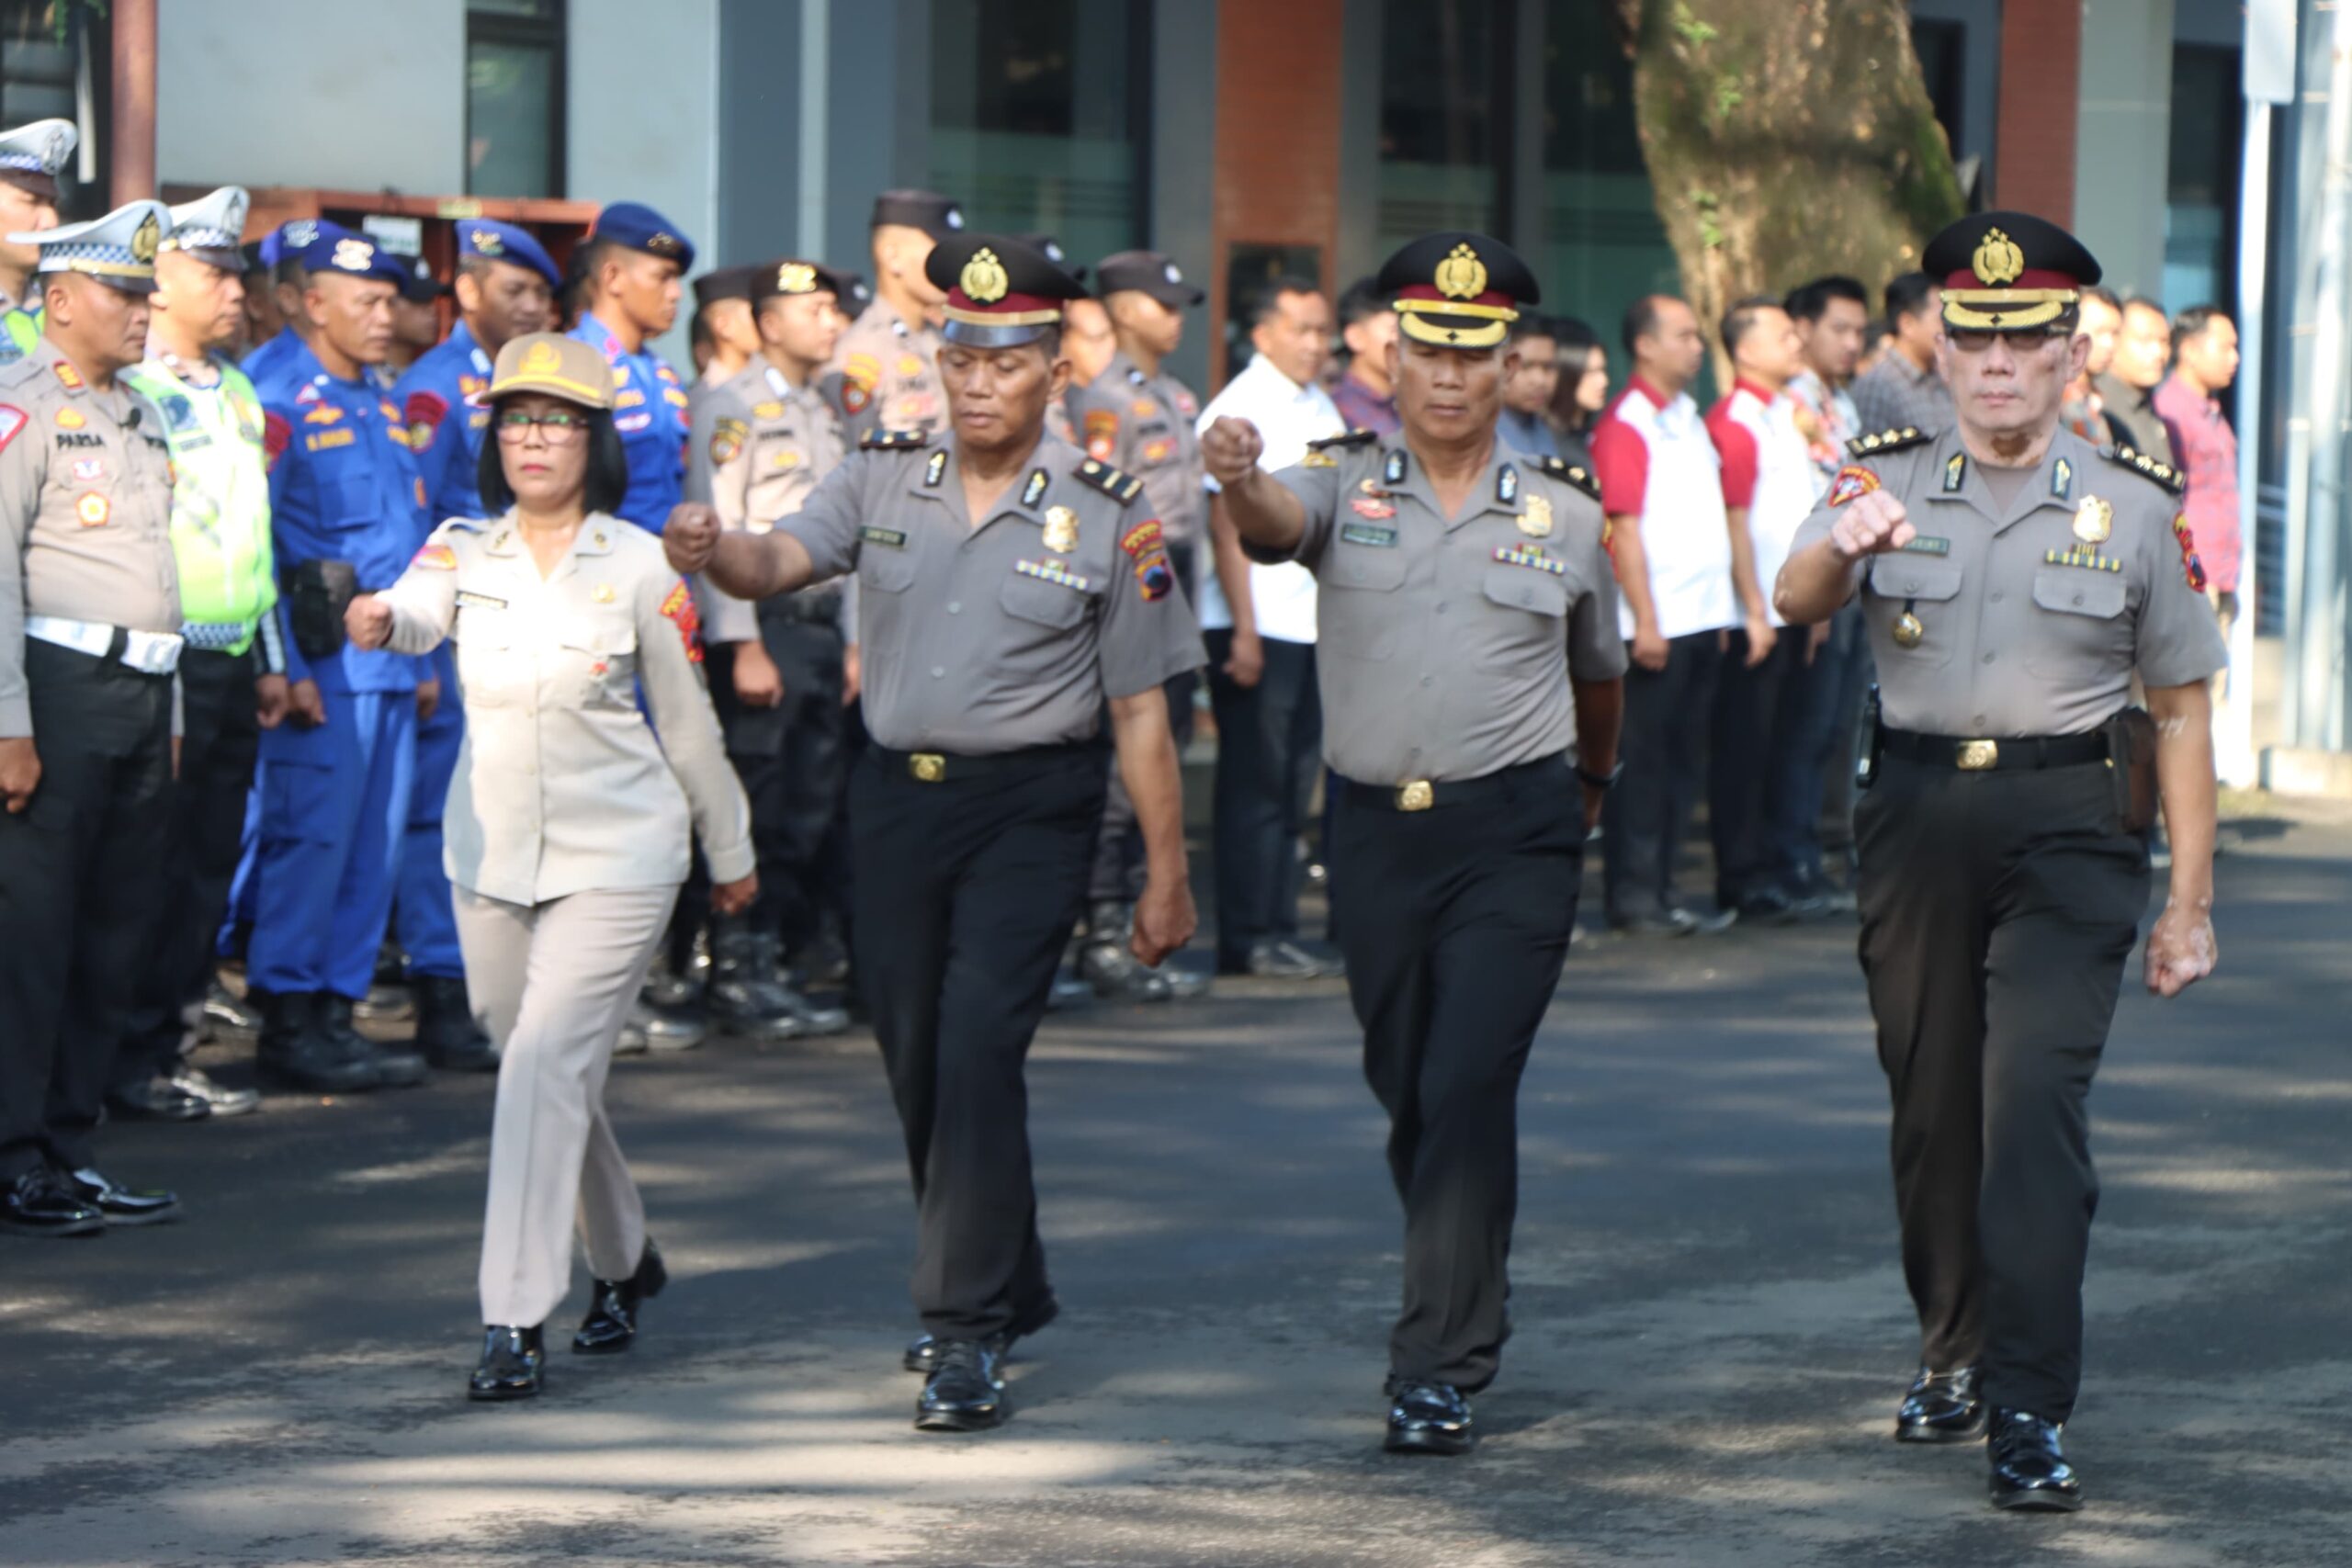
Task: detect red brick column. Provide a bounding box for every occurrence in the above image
[1993,0,2083,219]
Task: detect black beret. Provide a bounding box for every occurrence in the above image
[1092,250,1204,308]
[870,188,965,241]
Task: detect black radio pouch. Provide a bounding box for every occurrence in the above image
[284,559,358,661]
[2105,706,2160,833]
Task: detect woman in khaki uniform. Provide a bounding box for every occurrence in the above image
[348,333,754,1401]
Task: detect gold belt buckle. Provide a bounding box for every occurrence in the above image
[1396,779,1434,811]
[910,752,946,784]
[1956,739,1999,772]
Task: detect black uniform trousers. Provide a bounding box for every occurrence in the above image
[1708,628,1795,907]
[117,647,263,1083]
[1603,629,1723,920]
[851,741,1107,1338]
[1203,628,1320,967]
[710,598,853,953]
[0,642,175,1181]
[1856,754,2149,1423]
[1330,757,1583,1392]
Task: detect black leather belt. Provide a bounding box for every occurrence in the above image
[759,592,842,626]
[1338,754,1570,812]
[1880,728,2109,773]
[870,739,1105,784]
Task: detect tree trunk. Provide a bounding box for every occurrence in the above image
[1615,0,1965,379]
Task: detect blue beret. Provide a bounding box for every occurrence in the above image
[589,201,694,271]
[295,220,411,286]
[458,219,560,289]
[259,219,321,269]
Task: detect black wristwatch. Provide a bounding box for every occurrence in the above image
[1576,760,1623,791]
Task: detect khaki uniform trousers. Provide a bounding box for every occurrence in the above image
[457,882,677,1327]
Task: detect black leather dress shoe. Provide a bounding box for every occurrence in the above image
[1385,1377,1475,1455]
[469,1325,546,1401]
[107,1074,213,1122]
[63,1168,182,1226]
[1237,939,1340,979]
[903,1295,1059,1373]
[573,1239,667,1353]
[167,1064,261,1117]
[1895,1365,1988,1443]
[0,1168,105,1237]
[1988,1407,2083,1511]
[202,977,264,1034]
[915,1339,1007,1431]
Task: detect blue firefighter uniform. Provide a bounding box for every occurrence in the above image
[567,202,695,535]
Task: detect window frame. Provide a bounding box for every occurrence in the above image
[464,0,569,200]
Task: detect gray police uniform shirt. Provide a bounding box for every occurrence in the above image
[781,431,1206,755]
[688,360,849,645]
[1065,351,1207,547]
[376,510,754,905]
[1788,425,2227,737]
[0,340,178,737]
[1261,439,1627,785]
[828,300,946,438]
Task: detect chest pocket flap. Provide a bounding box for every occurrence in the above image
[1480,561,1569,618]
[2030,567,2128,620]
[1868,555,1964,603]
[858,537,919,592]
[1000,571,1092,630]
[1324,539,1409,592]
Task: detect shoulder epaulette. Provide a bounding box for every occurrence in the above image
[1072,457,1145,505]
[1844,425,1931,458]
[859,428,928,452]
[2104,442,2186,496]
[1533,455,1600,502]
[1306,427,1381,452]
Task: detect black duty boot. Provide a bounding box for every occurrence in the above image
[256,991,379,1093]
[469,1325,546,1401]
[413,976,499,1072]
[1988,1408,2083,1511]
[1385,1377,1476,1455]
[319,993,428,1089]
[1077,901,1174,1003]
[1895,1365,1988,1443]
[915,1339,1008,1431]
[705,916,805,1040]
[573,1239,668,1353]
[756,932,850,1036]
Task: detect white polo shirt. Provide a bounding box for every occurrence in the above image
[1194,353,1345,646]
[1705,378,1824,627]
[1590,377,1737,641]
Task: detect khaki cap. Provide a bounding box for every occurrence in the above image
[488,332,614,410]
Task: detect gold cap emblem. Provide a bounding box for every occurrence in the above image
[959,247,1009,305]
[131,212,161,265]
[1434,243,1488,300]
[523,339,562,371]
[776,262,817,295]
[1972,228,2024,288]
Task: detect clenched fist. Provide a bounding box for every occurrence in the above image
[663,503,722,573]
[1201,416,1266,490]
[1828,488,1917,561]
[345,592,394,650]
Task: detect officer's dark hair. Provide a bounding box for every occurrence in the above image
[689,310,714,354]
[2122,295,2169,324]
[1883,272,1938,328]
[1785,275,1868,324]
[1337,276,1386,330]
[1719,294,1787,357]
[477,398,630,519]
[272,255,307,292]
[2171,303,2228,354]
[1552,315,1600,360]
[1248,276,1324,329]
[2083,285,2123,314]
[1506,313,1558,349]
[1621,294,1679,356]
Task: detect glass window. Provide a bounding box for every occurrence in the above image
[467,0,565,198]
[928,0,1144,265]
[1377,0,1503,259]
[0,0,96,217]
[1532,0,1677,338]
[2165,45,2240,317]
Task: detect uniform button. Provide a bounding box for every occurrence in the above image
[1419,675,1432,687]
[947,601,961,614]
[1982,652,1996,664]
[1434,602,1446,615]
[2072,592,2085,606]
[931,666,945,679]
[1973,714,1987,728]
[1989,591,2004,604]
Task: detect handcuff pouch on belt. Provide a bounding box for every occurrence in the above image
[284,559,358,660]
[2103,705,2159,833]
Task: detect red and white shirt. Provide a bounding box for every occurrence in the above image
[1705,378,1823,627]
[1590,377,1736,641]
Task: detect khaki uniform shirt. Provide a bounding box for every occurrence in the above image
[377,510,753,905]
[1788,425,2227,737]
[783,431,1205,754]
[1066,351,1207,547]
[827,300,946,438]
[0,340,179,737]
[1265,438,1626,784]
[688,361,850,644]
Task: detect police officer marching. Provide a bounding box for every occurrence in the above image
[0,119,75,360]
[107,186,286,1122]
[826,190,962,437]
[0,198,188,1236]
[665,233,1203,1433]
[1775,212,2224,1512]
[390,219,562,1073]
[1205,232,1627,1455]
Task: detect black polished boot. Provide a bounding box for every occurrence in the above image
[1077,901,1174,1002]
[756,932,850,1036]
[1988,1408,2083,1511]
[1895,1365,1988,1444]
[256,991,379,1093]
[915,1339,1007,1431]
[62,1168,182,1226]
[573,1239,667,1354]
[319,993,427,1089]
[1385,1377,1475,1455]
[705,916,805,1041]
[413,976,499,1072]
[0,1168,105,1238]
[468,1325,546,1402]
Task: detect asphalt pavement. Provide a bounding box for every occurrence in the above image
[3,803,2347,1567]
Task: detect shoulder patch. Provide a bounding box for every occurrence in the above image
[0,403,25,456]
[1306,427,1381,452]
[859,427,929,453]
[1072,457,1145,505]
[1844,425,1930,458]
[1532,455,1600,502]
[2105,442,2187,496]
